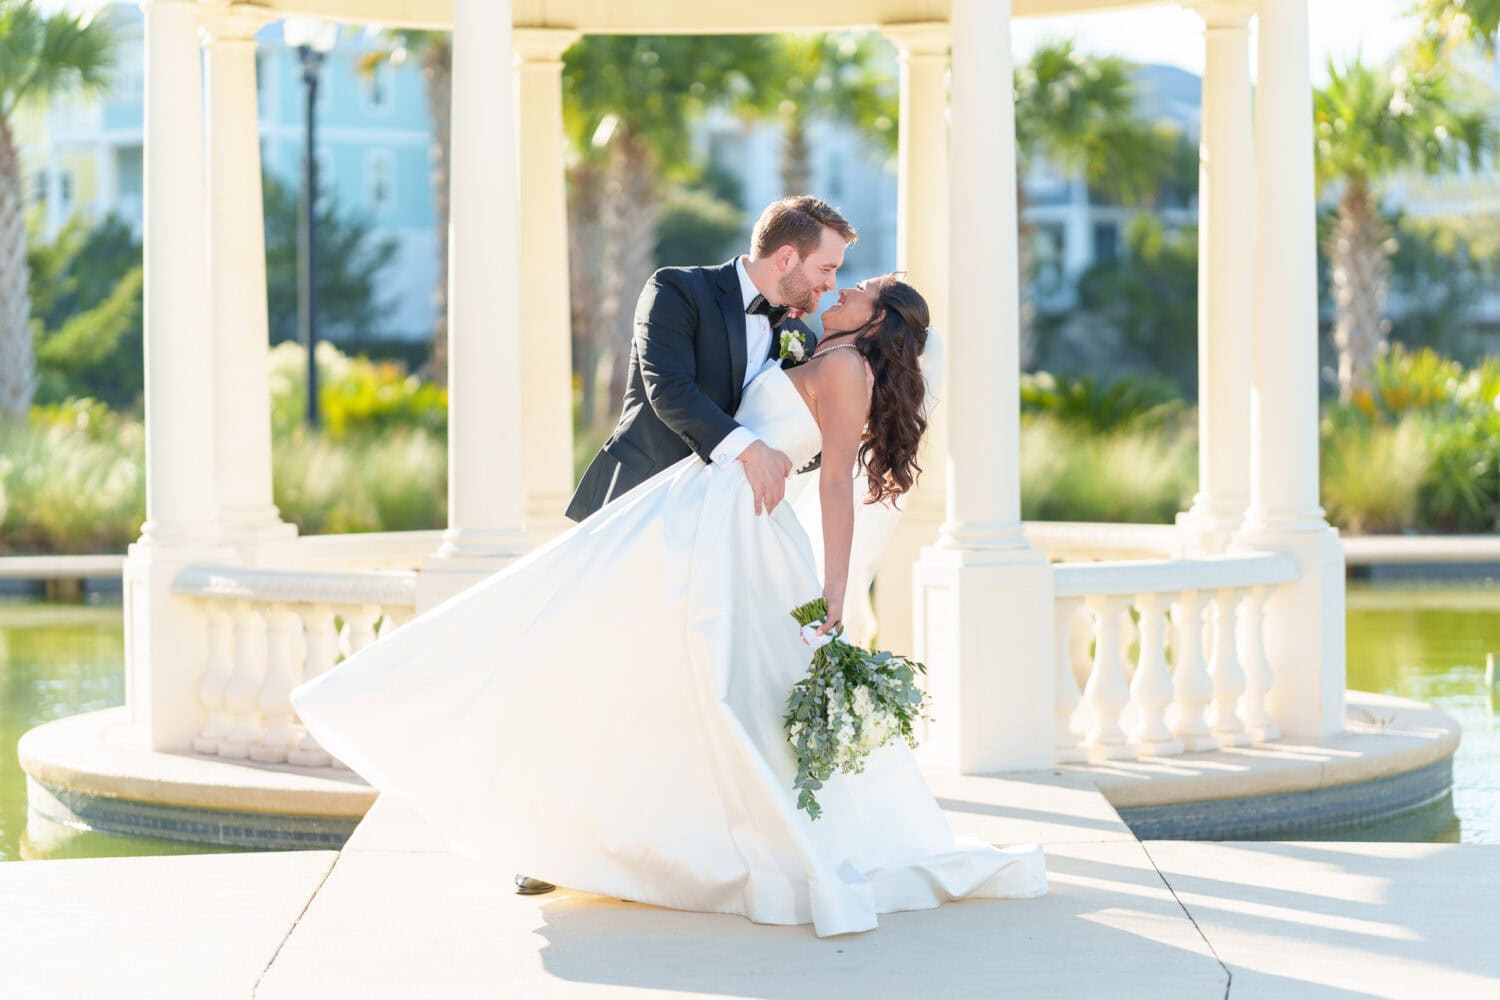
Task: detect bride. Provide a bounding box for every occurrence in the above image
[290,274,1046,937]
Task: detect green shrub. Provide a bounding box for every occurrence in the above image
[268,341,448,439]
[0,401,145,554]
[1020,371,1187,434]
[272,427,446,536]
[1021,414,1196,523]
[1320,415,1430,534]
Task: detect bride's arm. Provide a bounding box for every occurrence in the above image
[809,351,872,635]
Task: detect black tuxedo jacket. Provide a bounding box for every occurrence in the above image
[566,258,818,523]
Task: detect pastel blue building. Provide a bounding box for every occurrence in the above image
[27,3,439,342]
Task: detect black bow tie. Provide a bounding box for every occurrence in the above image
[746,293,789,329]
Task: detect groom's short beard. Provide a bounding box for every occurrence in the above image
[777,268,822,314]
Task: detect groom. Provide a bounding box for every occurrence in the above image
[565,195,857,523]
[514,198,856,898]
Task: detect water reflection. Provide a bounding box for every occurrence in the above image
[1346,583,1500,844]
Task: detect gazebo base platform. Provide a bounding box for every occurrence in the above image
[16,692,1457,854]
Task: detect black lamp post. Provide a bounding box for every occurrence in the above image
[283,19,339,429]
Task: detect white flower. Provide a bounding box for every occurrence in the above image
[780,330,808,363]
[859,715,890,751]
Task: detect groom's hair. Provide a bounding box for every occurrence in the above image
[750,196,857,261]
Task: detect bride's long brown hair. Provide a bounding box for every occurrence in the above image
[840,275,931,506]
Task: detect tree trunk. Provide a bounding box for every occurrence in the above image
[1326,182,1390,403]
[602,130,661,410]
[567,160,611,428]
[0,116,35,419]
[780,118,812,196]
[421,39,452,386]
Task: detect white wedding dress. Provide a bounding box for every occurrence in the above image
[290,359,1046,937]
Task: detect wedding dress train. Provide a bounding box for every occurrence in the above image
[290,359,1046,937]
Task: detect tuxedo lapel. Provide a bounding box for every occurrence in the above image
[715,260,749,408]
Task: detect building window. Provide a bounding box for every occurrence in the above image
[365,150,395,215]
[1093,221,1120,265]
[32,170,48,205]
[59,170,73,210]
[362,64,391,114]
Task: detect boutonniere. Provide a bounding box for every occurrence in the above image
[779,329,808,364]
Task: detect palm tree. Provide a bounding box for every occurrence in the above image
[1013,41,1174,365]
[1313,55,1493,402]
[357,30,451,383]
[562,35,782,424]
[1416,0,1500,60]
[769,33,896,196]
[0,0,114,418]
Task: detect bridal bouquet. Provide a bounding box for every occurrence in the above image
[784,597,931,820]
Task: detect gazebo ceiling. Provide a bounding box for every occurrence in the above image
[228,0,1173,33]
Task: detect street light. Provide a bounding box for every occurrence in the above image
[283,18,339,429]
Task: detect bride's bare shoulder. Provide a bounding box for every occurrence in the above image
[805,348,868,394]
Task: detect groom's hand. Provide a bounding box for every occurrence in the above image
[737,441,793,515]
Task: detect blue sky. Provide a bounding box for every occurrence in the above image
[42,0,1418,83]
[1011,0,1417,84]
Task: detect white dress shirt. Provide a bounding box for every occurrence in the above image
[708,256,774,465]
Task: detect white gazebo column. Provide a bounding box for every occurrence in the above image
[203,13,295,562]
[876,21,950,657]
[1234,0,1346,740]
[514,28,580,547]
[419,0,528,608]
[1179,1,1256,553]
[913,0,1055,773]
[124,0,232,751]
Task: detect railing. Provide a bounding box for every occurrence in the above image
[1025,521,1183,562]
[1051,551,1299,763]
[173,563,418,768]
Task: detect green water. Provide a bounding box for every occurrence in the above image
[1344,584,1499,843]
[0,599,222,862]
[1,586,1496,860]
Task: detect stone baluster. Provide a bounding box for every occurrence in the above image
[1083,596,1133,760]
[192,607,234,755]
[218,603,268,759]
[1053,599,1086,763]
[289,606,339,768]
[1069,603,1095,689]
[251,605,304,763]
[1169,591,1217,751]
[337,606,381,659]
[1131,593,1184,756]
[1122,609,1141,682]
[1209,588,1251,745]
[1236,585,1281,742]
[378,608,413,638]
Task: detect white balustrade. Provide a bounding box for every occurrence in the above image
[1209,588,1251,746]
[173,563,419,770]
[1171,590,1217,752]
[1131,593,1182,756]
[1052,551,1298,763]
[1236,585,1281,742]
[1083,596,1134,760]
[1053,599,1086,763]
[219,602,268,759]
[191,606,234,755]
[289,607,339,768]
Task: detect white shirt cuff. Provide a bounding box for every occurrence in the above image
[711,427,759,466]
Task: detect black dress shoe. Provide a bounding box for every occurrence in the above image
[515,874,556,895]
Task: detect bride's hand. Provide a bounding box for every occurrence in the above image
[814,591,844,638]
